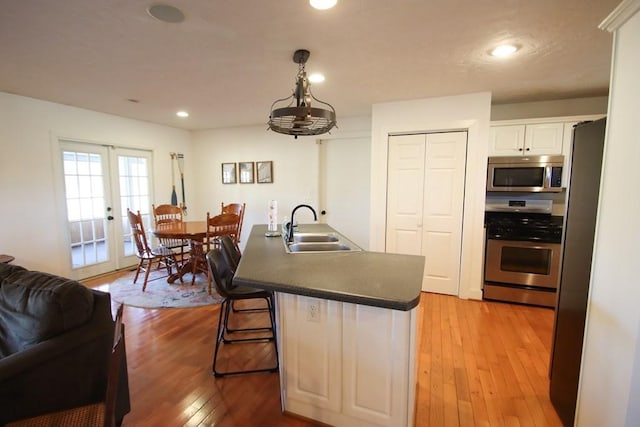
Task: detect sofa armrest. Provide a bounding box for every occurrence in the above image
[0,292,115,425]
[0,324,111,425]
[0,320,109,377]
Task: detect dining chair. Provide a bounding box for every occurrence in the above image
[7,304,126,427]
[221,202,245,246]
[152,203,189,264]
[127,209,183,291]
[189,213,240,291]
[206,248,278,377]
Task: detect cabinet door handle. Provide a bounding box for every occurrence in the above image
[518,147,523,151]
[525,147,531,151]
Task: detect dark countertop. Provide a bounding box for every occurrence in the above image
[233,224,425,311]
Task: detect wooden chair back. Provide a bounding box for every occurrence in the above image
[152,204,183,225]
[205,213,240,252]
[152,204,186,253]
[187,212,240,293]
[104,304,125,427]
[221,203,245,244]
[127,209,152,258]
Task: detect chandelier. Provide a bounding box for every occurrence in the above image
[268,49,337,138]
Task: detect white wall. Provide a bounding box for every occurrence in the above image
[370,92,492,300]
[189,116,371,250]
[491,96,609,121]
[190,125,318,249]
[576,3,640,426]
[0,92,191,277]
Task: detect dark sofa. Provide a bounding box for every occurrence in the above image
[0,263,130,425]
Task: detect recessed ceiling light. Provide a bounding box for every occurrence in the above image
[490,44,519,57]
[147,4,185,23]
[308,73,325,83]
[176,111,189,118]
[310,0,337,10]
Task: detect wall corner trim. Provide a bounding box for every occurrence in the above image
[599,0,640,32]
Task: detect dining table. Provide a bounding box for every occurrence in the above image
[152,220,207,283]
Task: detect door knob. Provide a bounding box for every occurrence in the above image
[107,216,114,221]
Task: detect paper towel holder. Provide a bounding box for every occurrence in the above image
[265,199,281,237]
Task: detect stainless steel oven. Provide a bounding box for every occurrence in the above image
[485,239,561,288]
[483,198,562,308]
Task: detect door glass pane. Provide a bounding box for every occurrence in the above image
[119,155,151,256]
[63,151,109,268]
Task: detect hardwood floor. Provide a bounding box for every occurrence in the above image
[417,293,562,427]
[85,273,562,426]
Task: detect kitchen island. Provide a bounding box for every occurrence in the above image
[234,224,425,427]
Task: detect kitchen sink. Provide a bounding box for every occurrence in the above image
[293,233,340,243]
[288,242,353,252]
[283,231,362,253]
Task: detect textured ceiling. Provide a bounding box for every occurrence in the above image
[0,0,618,130]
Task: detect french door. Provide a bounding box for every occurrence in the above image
[59,140,153,279]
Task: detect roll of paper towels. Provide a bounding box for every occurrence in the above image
[268,200,278,232]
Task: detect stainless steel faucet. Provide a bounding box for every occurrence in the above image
[287,204,317,243]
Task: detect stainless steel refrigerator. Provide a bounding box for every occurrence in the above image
[549,117,607,426]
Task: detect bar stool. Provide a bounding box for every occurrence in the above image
[206,248,278,377]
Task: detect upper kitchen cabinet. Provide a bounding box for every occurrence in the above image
[489,115,605,188]
[489,122,564,156]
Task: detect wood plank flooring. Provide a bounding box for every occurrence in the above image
[85,273,562,427]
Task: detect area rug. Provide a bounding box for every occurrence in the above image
[107,269,222,309]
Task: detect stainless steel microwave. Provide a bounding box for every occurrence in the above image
[487,155,564,192]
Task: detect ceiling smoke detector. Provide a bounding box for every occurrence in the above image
[147,4,185,23]
[268,49,337,139]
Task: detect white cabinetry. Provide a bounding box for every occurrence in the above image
[489,122,564,156]
[490,115,606,188]
[277,293,419,427]
[489,124,525,155]
[524,123,565,155]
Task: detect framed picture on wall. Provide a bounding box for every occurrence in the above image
[239,161,255,184]
[222,163,236,184]
[257,161,273,183]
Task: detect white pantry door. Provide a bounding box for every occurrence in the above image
[386,131,467,295]
[385,135,425,256]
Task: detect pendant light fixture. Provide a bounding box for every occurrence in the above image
[268,49,337,138]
